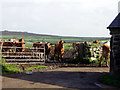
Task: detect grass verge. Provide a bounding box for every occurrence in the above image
[1,64,21,75]
[99,75,120,87]
[1,59,48,75]
[25,65,48,71]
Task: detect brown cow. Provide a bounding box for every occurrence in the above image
[99,41,110,67]
[93,40,99,44]
[72,42,85,51]
[33,41,43,48]
[33,41,53,60]
[17,38,25,52]
[1,38,25,53]
[44,42,53,60]
[9,38,19,43]
[54,40,66,62]
[72,42,80,51]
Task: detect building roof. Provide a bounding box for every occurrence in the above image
[107,13,120,29]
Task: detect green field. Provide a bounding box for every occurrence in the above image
[1,34,110,47]
[0,30,110,43]
[0,31,110,43]
[0,34,110,49]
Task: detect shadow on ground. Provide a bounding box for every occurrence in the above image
[2,67,111,88]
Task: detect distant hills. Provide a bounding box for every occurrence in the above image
[1,30,59,37]
[0,30,110,43]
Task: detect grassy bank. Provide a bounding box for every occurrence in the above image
[1,63,48,75]
[1,64,21,75]
[1,59,48,75]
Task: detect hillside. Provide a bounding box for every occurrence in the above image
[0,30,110,44]
[1,30,59,37]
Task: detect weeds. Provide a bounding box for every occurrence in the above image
[25,65,48,71]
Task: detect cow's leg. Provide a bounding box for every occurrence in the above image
[45,55,47,60]
[58,53,60,62]
[60,55,64,63]
[105,55,109,67]
[60,55,62,63]
[99,56,103,67]
[53,53,56,61]
[53,53,57,63]
[54,49,56,61]
[47,55,50,62]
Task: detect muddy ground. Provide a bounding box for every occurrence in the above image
[2,65,116,89]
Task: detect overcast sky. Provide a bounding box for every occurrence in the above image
[0,0,119,37]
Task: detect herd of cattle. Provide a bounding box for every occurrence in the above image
[0,38,66,61]
[0,39,110,66]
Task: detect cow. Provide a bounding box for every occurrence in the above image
[17,38,25,52]
[33,41,53,60]
[54,40,66,62]
[44,42,53,60]
[99,41,110,67]
[93,40,99,44]
[1,38,25,52]
[9,38,19,43]
[1,40,13,52]
[72,42,85,51]
[1,38,25,57]
[33,41,43,48]
[72,42,80,51]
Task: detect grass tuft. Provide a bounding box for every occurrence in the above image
[25,65,48,71]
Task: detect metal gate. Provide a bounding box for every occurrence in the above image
[1,45,46,64]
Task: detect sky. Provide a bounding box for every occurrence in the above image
[0,0,119,37]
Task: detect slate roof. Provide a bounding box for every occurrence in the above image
[107,13,120,29]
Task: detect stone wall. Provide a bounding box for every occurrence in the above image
[77,42,102,60]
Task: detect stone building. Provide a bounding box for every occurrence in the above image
[107,13,120,75]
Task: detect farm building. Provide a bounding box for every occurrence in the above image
[107,13,120,75]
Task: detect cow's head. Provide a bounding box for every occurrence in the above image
[50,43,53,45]
[59,40,66,48]
[37,41,42,43]
[44,42,53,49]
